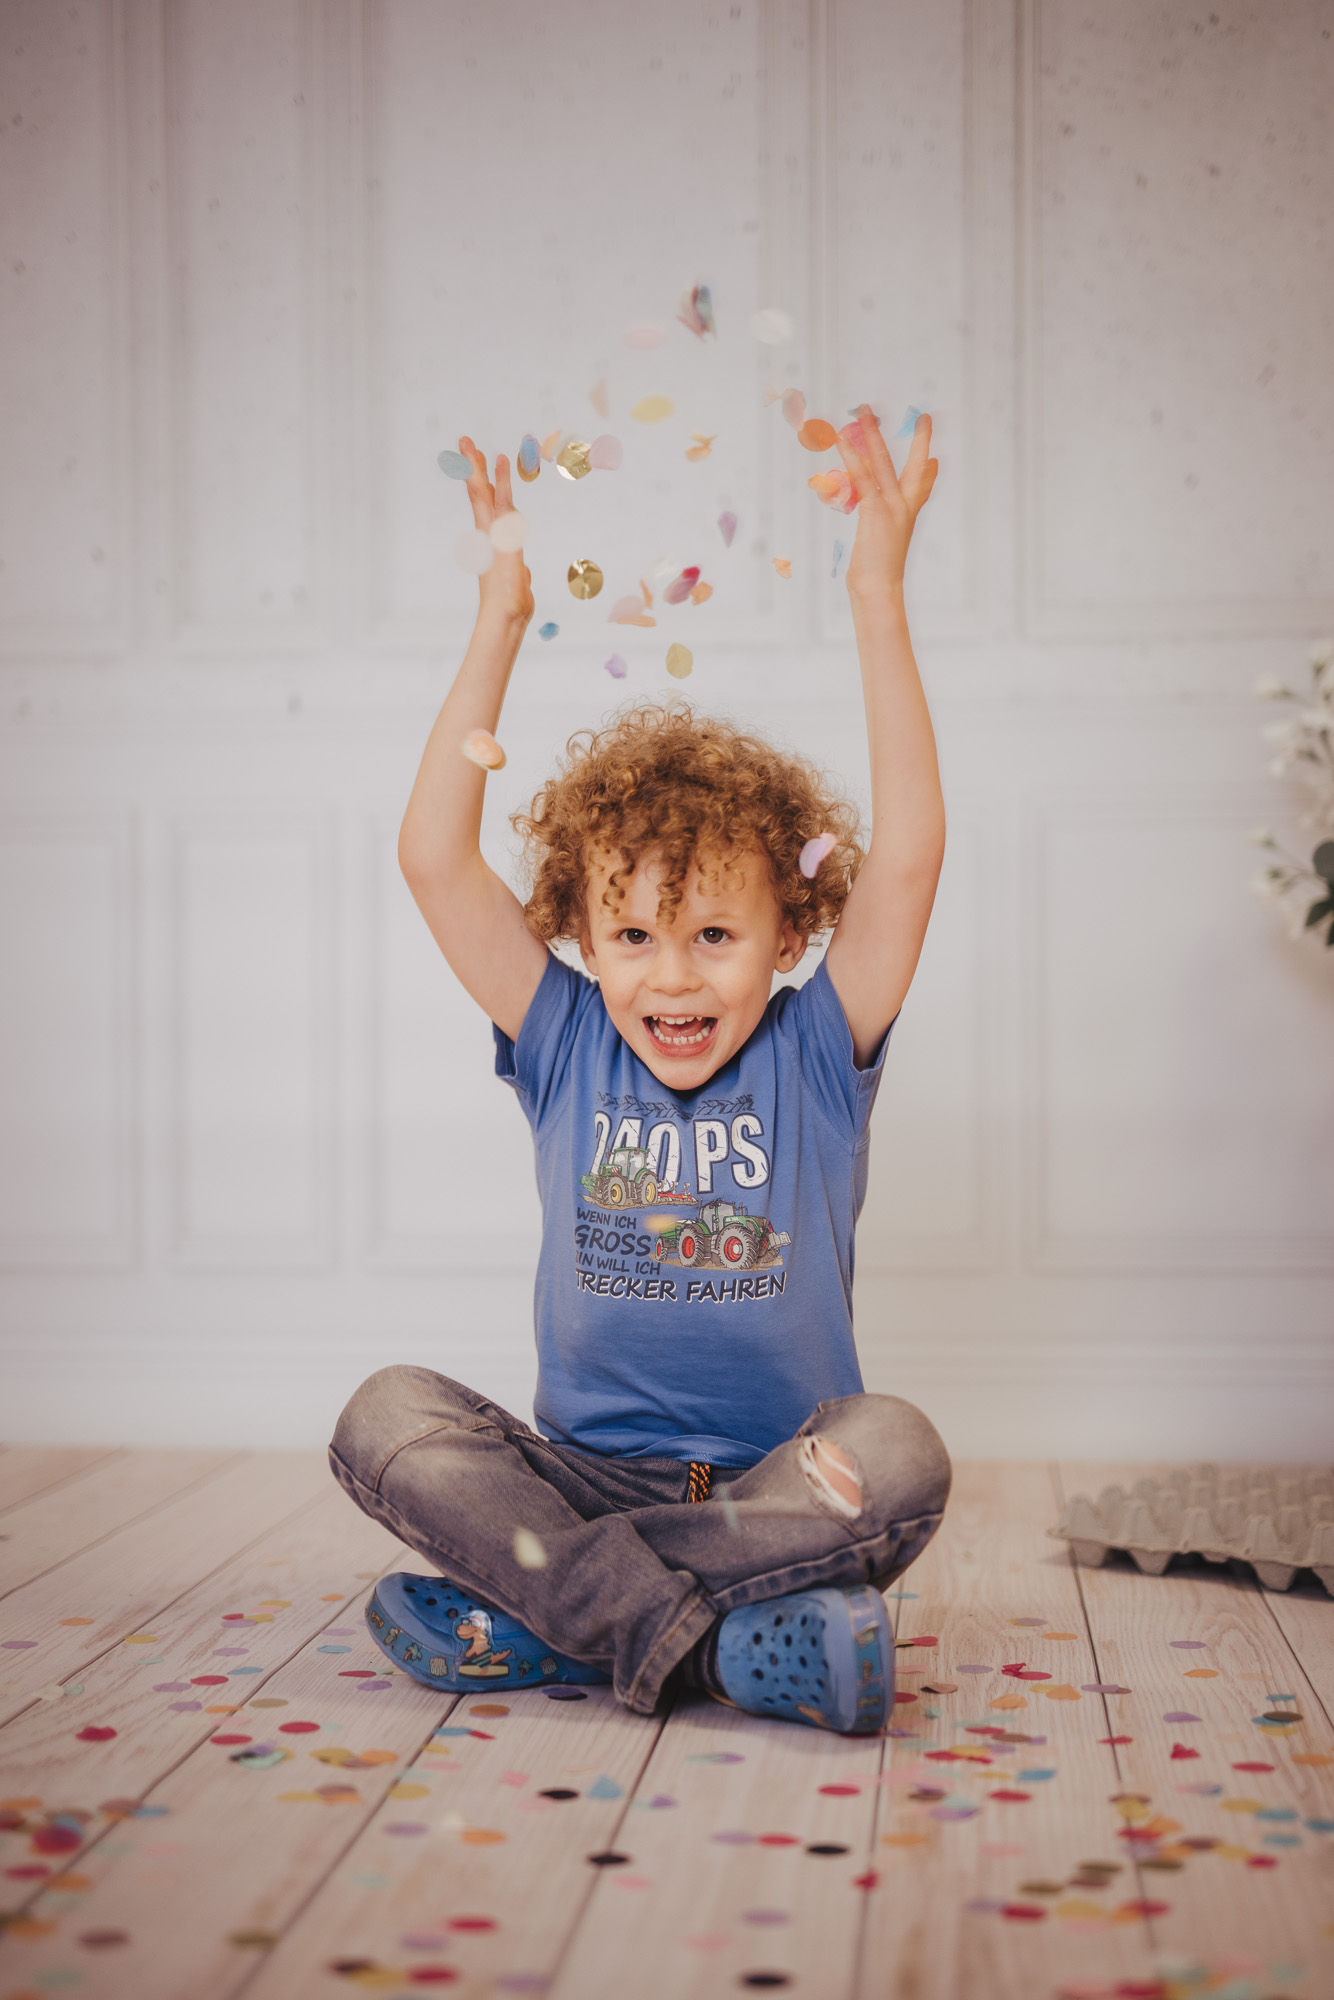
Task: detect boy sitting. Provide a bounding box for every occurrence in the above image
[331,405,951,1733]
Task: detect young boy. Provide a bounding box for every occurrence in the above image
[331,405,951,1734]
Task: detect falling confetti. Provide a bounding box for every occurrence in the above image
[718,510,738,547]
[690,580,714,605]
[589,378,610,417]
[761,385,790,405]
[663,566,701,604]
[489,512,526,553]
[895,405,925,439]
[630,395,675,424]
[715,1484,741,1531]
[609,595,655,627]
[665,643,693,680]
[540,429,562,461]
[461,730,505,772]
[557,439,592,481]
[782,389,806,430]
[624,322,666,349]
[538,621,559,640]
[513,1529,548,1570]
[588,434,623,471]
[567,559,604,600]
[751,307,794,345]
[454,530,494,576]
[678,283,716,340]
[685,433,717,462]
[772,557,792,579]
[437,450,473,480]
[808,470,855,511]
[516,435,541,482]
[798,418,838,452]
[604,654,627,679]
[831,541,845,578]
[799,834,837,878]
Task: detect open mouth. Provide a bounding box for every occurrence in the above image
[645,1013,717,1052]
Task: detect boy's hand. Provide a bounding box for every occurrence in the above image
[459,437,535,629]
[836,405,938,602]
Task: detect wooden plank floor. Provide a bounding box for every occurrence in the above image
[0,1449,1330,2000]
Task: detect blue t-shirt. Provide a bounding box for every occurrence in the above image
[494,954,892,1469]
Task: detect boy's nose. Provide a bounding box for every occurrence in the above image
[649,945,701,997]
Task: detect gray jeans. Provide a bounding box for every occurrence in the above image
[329,1367,951,1715]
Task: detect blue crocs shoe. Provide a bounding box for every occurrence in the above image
[712,1584,893,1733]
[365,1573,610,1693]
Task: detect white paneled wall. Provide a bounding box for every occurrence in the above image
[1,0,1331,1455]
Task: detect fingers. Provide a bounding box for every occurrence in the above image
[834,422,878,504]
[459,435,495,528]
[856,404,903,490]
[493,451,515,517]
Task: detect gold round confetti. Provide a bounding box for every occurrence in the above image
[567,559,604,601]
[665,644,693,680]
[556,439,592,480]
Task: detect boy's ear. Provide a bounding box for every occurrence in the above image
[775,923,808,974]
[577,929,599,978]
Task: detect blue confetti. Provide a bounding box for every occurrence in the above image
[1257,1807,1298,1822]
[318,1645,352,1654]
[437,450,473,479]
[1305,1817,1334,1833]
[229,1666,263,1674]
[831,540,845,579]
[1262,1834,1301,1847]
[894,405,924,439]
[1016,1769,1057,1782]
[588,1774,624,1800]
[539,621,559,641]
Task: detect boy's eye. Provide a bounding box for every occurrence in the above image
[619,927,650,945]
[698,926,728,945]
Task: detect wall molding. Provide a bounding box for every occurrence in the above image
[0,811,138,1267]
[166,810,336,1268]
[1022,786,1334,1273]
[1017,0,1334,641]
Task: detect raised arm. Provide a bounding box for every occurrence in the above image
[822,405,944,1065]
[397,438,550,1041]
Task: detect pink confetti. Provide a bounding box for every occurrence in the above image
[603,655,627,679]
[588,434,623,471]
[799,833,836,878]
[663,567,701,605]
[717,510,738,547]
[782,388,806,430]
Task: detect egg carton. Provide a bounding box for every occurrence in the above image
[1049,1464,1334,1594]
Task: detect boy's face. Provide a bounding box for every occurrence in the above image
[578,845,807,1089]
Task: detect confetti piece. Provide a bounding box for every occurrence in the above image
[1083,1684,1131,1695]
[75,1727,116,1743]
[630,395,674,424]
[1163,1712,1201,1724]
[567,558,604,600]
[623,322,665,349]
[608,595,654,626]
[718,510,738,547]
[798,418,838,452]
[808,470,854,509]
[604,654,627,679]
[1170,1744,1200,1760]
[678,283,716,340]
[1169,1640,1207,1649]
[589,378,610,418]
[751,307,794,345]
[663,566,701,604]
[513,1528,547,1570]
[781,389,805,430]
[540,429,562,461]
[895,405,924,439]
[59,1618,95,1627]
[588,433,622,471]
[437,450,472,480]
[489,512,526,554]
[538,621,559,640]
[1041,1685,1082,1702]
[278,1721,321,1735]
[989,1693,1027,1711]
[772,557,792,579]
[557,439,592,481]
[1232,1762,1274,1773]
[454,530,494,576]
[665,643,693,680]
[516,434,541,482]
[462,729,505,772]
[799,832,836,878]
[588,1775,624,1800]
[684,433,717,462]
[1184,1668,1219,1678]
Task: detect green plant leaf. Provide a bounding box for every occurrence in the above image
[1303,896,1334,929]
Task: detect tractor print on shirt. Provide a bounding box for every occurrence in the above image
[580,1144,695,1209]
[652,1197,791,1271]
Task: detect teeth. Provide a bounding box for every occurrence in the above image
[649,1016,712,1047]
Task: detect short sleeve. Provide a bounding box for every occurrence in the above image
[775,958,895,1145]
[493,951,596,1128]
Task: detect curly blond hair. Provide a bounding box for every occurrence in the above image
[512,701,864,942]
